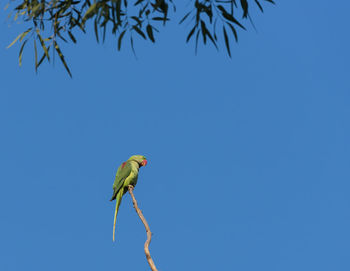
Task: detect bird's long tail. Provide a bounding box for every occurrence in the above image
[113,189,123,242]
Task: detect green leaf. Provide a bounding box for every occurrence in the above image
[54,41,72,77]
[186,25,196,43]
[130,36,136,57]
[134,0,144,6]
[7,29,31,49]
[240,0,249,18]
[254,0,264,12]
[217,5,246,30]
[152,17,169,21]
[34,38,38,72]
[179,11,191,24]
[200,20,207,44]
[20,28,32,42]
[131,16,142,26]
[227,23,238,42]
[18,40,27,66]
[146,25,155,42]
[195,29,200,55]
[82,3,98,24]
[94,18,99,43]
[116,0,122,23]
[30,3,42,17]
[36,29,50,61]
[204,29,217,50]
[68,31,77,43]
[118,30,126,51]
[37,45,51,69]
[132,26,146,39]
[223,26,231,57]
[57,31,68,43]
[102,24,107,43]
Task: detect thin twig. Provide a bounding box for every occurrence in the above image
[128,185,158,271]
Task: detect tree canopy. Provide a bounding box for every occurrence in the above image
[5,0,275,76]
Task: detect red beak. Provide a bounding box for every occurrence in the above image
[141,159,147,167]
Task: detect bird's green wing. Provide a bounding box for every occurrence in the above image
[110,161,132,201]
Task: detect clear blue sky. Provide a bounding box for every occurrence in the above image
[1,1,349,270]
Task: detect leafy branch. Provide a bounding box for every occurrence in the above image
[5,0,275,76]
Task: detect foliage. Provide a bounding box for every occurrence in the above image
[5,0,275,77]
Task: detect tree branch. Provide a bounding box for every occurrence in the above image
[128,185,158,271]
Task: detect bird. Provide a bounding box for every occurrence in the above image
[110,155,148,241]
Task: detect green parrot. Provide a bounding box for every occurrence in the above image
[110,155,148,241]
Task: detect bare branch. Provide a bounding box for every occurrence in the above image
[128,185,158,271]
